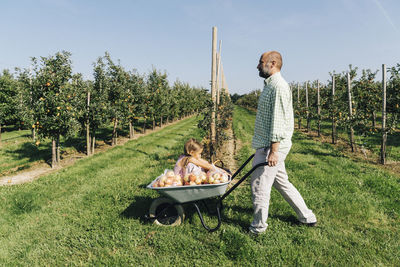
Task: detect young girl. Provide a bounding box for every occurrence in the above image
[174,138,221,177]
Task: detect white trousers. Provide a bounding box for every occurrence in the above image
[249,147,316,233]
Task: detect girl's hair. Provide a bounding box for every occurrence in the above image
[180,138,203,168]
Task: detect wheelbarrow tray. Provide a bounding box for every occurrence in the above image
[146,178,231,203]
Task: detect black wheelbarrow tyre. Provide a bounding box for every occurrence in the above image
[149,197,184,226]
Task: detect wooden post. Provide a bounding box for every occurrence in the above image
[297,83,301,130]
[317,80,321,137]
[210,26,217,161]
[52,138,57,168]
[347,73,356,152]
[56,134,60,163]
[306,81,310,132]
[86,91,91,156]
[216,40,222,106]
[332,74,337,144]
[380,64,387,165]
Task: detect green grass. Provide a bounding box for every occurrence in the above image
[0,109,399,266]
[0,119,161,177]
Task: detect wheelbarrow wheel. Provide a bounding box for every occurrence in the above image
[149,197,184,226]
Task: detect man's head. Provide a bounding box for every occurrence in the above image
[257,51,282,79]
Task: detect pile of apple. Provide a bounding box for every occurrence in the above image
[152,170,229,188]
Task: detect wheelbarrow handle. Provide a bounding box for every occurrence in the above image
[219,154,269,202]
[230,153,255,180]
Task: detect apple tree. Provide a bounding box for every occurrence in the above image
[30,51,75,167]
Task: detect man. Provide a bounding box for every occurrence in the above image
[249,51,317,234]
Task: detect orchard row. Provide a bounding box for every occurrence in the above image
[233,64,400,164]
[0,51,211,167]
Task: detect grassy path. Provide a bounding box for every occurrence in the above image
[0,108,399,266]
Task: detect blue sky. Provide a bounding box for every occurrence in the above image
[0,0,399,94]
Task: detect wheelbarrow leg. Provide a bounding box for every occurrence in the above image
[193,202,222,232]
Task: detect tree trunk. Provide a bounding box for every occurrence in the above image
[32,128,36,141]
[129,121,134,139]
[143,119,146,134]
[112,118,118,146]
[52,138,57,168]
[160,116,163,127]
[152,119,155,130]
[0,124,2,144]
[86,123,91,156]
[91,133,96,155]
[56,135,61,163]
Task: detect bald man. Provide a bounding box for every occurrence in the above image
[249,51,317,235]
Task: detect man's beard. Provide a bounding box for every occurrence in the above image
[259,68,271,79]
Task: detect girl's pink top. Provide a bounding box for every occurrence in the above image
[174,155,204,177]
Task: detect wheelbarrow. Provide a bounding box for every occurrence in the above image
[145,153,268,232]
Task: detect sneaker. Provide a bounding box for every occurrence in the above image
[248,227,264,236]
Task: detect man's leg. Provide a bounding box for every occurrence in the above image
[249,147,279,233]
[273,153,317,224]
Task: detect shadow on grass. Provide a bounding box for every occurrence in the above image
[4,142,52,166]
[120,196,154,223]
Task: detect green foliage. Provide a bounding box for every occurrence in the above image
[0,70,18,126]
[235,89,260,110]
[29,51,76,139]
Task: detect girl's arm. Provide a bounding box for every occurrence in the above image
[188,157,214,171]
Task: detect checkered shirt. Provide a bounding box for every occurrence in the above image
[251,72,294,154]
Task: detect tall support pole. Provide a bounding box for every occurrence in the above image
[317,80,321,137]
[216,40,222,106]
[347,73,356,152]
[297,83,301,130]
[306,81,310,132]
[332,74,337,144]
[220,62,228,94]
[86,90,91,156]
[380,64,387,165]
[210,26,217,161]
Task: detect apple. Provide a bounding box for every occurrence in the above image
[166,170,175,178]
[195,177,202,185]
[213,179,221,184]
[160,175,167,183]
[220,175,228,183]
[184,181,190,186]
[212,173,221,179]
[165,178,173,185]
[200,172,207,182]
[159,181,165,187]
[153,181,159,187]
[183,174,190,182]
[208,177,215,184]
[189,181,196,186]
[189,174,197,182]
[174,174,181,182]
